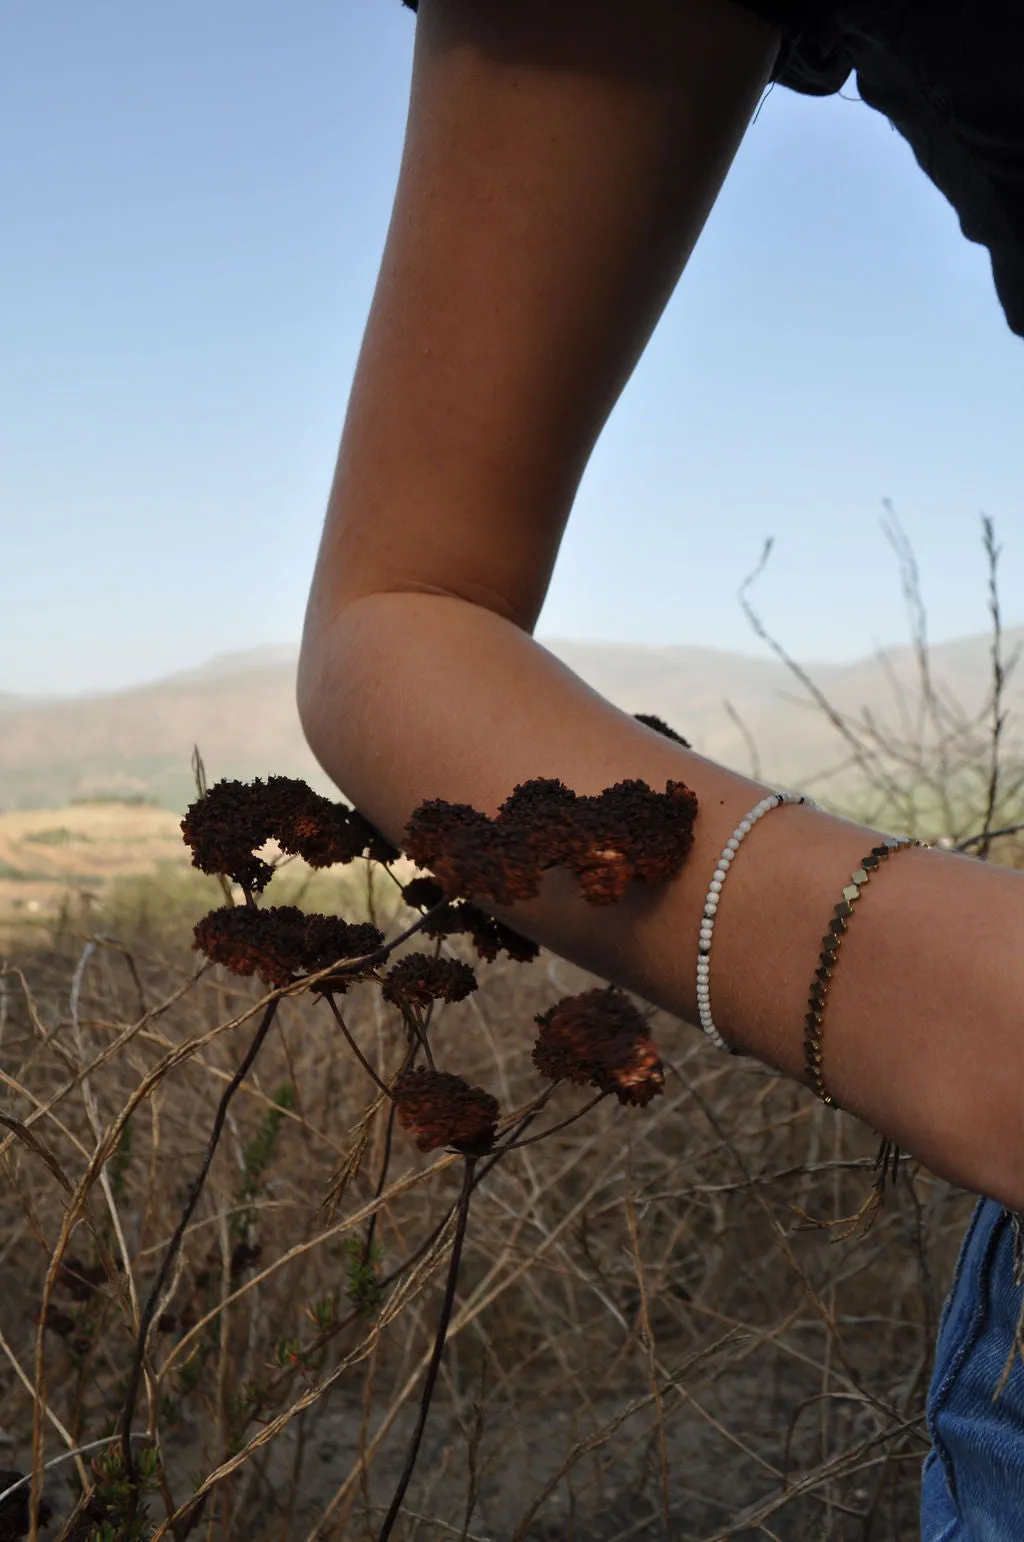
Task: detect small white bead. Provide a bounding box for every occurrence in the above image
[712,867,726,882]
[699,939,710,952]
[704,901,717,916]
[739,820,752,834]
[719,853,731,868]
[726,837,739,853]
[709,879,722,894]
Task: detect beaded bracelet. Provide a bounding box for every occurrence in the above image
[697,791,814,1052]
[804,836,924,1104]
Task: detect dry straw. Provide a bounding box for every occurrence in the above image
[0,509,1021,1539]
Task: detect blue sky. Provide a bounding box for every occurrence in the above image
[2,0,1022,698]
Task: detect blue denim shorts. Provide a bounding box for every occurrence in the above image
[921,1197,1024,1540]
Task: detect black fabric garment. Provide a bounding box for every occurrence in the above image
[394,1,1024,339]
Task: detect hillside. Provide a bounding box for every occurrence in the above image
[1,629,1020,816]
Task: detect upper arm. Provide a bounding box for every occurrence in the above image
[300,0,780,651]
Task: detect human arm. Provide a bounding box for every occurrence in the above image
[297,0,1024,1208]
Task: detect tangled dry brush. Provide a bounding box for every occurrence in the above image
[3,535,1020,1542]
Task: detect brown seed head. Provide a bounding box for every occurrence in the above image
[181,776,398,894]
[392,1067,499,1156]
[381,953,478,1009]
[563,779,699,903]
[404,776,697,910]
[192,905,383,989]
[416,898,540,964]
[633,713,691,748]
[401,876,447,911]
[532,987,665,1107]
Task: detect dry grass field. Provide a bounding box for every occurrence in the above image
[1,519,1021,1541]
[0,802,192,942]
[0,830,983,1541]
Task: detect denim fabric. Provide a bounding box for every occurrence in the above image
[921,1197,1024,1541]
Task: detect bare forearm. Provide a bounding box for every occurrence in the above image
[297,591,1024,1208]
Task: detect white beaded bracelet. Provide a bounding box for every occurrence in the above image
[696,791,815,1053]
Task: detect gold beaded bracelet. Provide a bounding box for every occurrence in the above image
[804,836,924,1106]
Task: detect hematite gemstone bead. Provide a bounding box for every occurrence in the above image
[803,838,921,1107]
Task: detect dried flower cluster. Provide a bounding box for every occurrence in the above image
[402,879,540,964]
[112,749,693,1534]
[404,775,698,907]
[634,712,691,748]
[392,1067,500,1156]
[181,775,399,895]
[381,953,478,1010]
[532,986,665,1107]
[193,905,383,990]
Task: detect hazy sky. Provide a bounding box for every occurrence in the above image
[3,0,1023,699]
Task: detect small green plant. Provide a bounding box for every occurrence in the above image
[237,1083,295,1212]
[84,1441,161,1541]
[344,1236,383,1319]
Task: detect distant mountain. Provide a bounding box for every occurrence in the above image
[1,629,1021,814]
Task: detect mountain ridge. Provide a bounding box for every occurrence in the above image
[2,627,1021,814]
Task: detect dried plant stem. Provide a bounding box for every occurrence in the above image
[0,1326,90,1494]
[362,1089,400,1270]
[955,820,1024,852]
[119,995,281,1491]
[377,1157,477,1542]
[977,513,1010,860]
[322,992,391,1095]
[499,1089,607,1150]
